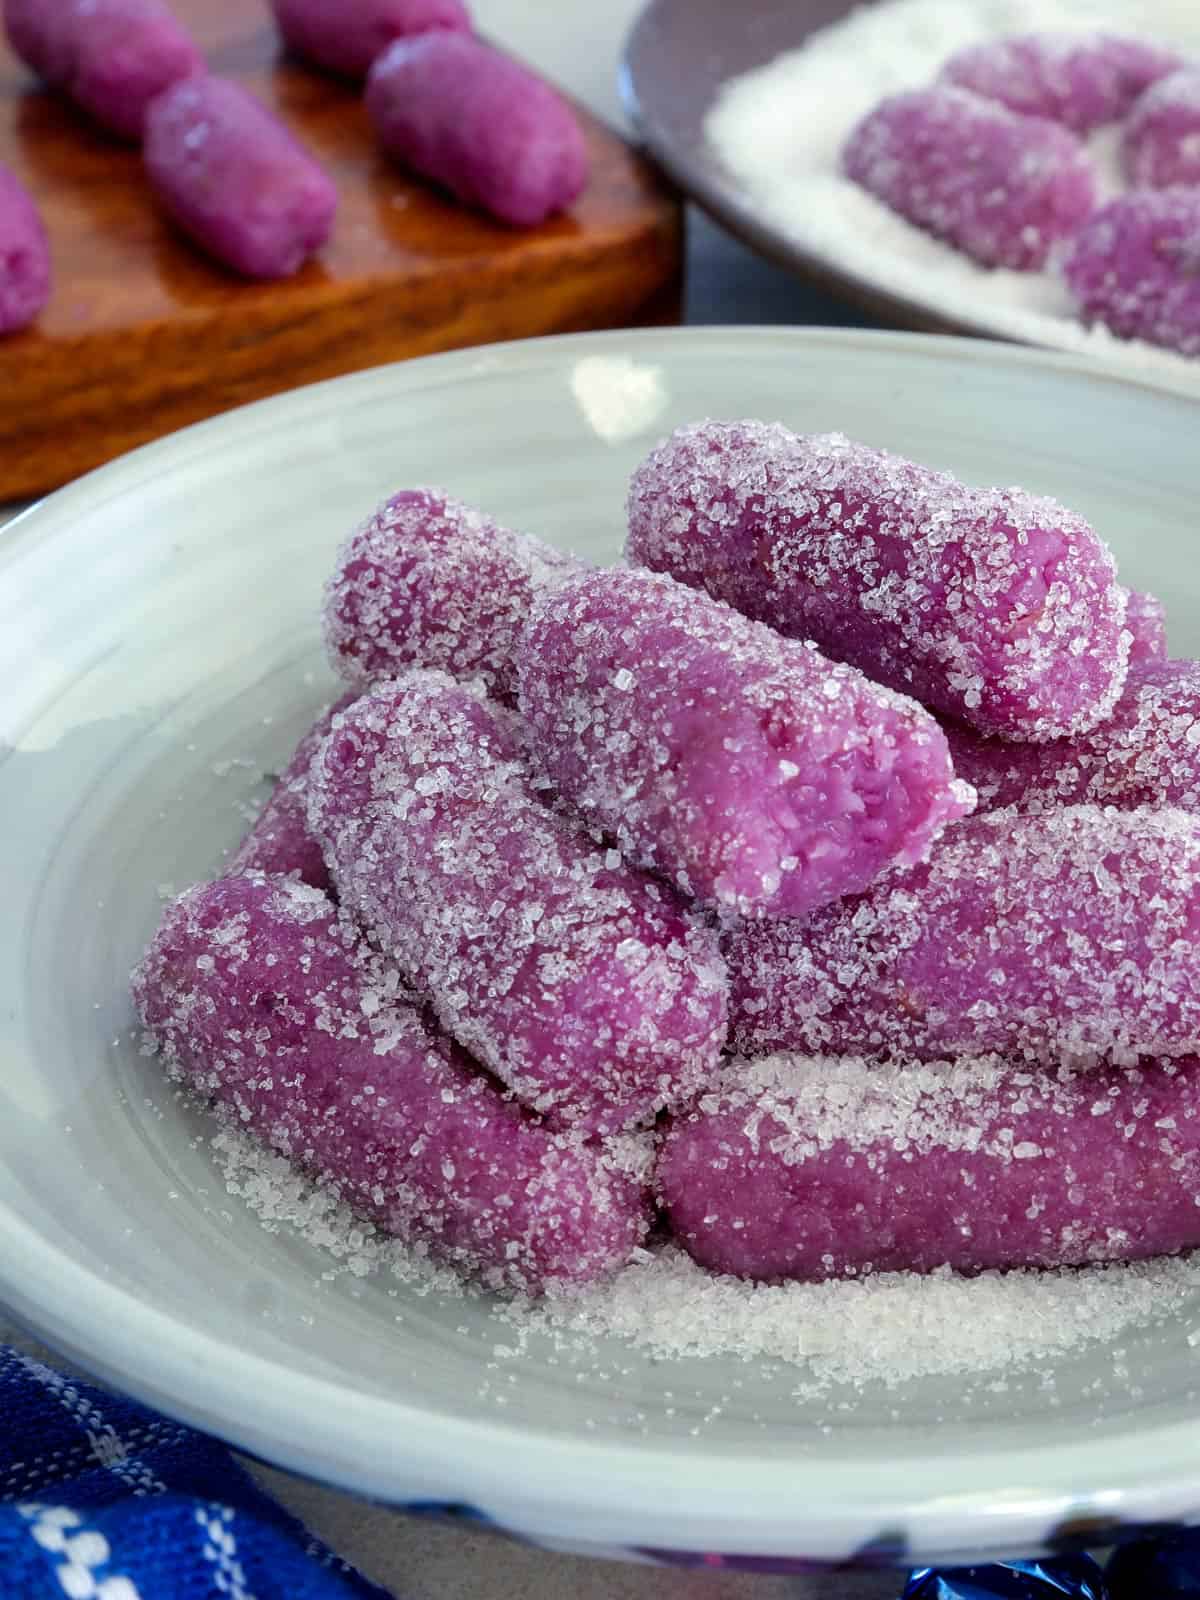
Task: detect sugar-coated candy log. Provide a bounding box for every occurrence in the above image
[0,165,50,333]
[1123,69,1200,189]
[143,75,337,279]
[944,661,1200,815]
[518,566,974,921]
[4,0,202,141]
[1108,1528,1200,1599]
[728,805,1200,1066]
[270,0,470,81]
[1063,189,1200,358]
[660,1051,1200,1283]
[324,488,578,701]
[1123,587,1168,665]
[940,32,1181,134]
[627,422,1128,743]
[904,1556,1107,1599]
[308,672,728,1132]
[365,33,588,227]
[132,873,650,1293]
[229,697,355,891]
[841,87,1097,270]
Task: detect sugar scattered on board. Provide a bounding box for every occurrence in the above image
[703,0,1200,387]
[211,1119,1200,1404]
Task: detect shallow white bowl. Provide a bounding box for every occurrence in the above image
[4,328,1200,1571]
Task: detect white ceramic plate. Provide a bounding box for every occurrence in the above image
[4,328,1200,1571]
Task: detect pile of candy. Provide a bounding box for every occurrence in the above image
[0,0,587,320]
[133,419,1200,1301]
[842,30,1200,355]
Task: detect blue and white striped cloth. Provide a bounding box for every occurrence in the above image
[0,1345,393,1599]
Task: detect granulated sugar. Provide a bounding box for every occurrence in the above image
[214,1126,467,1295]
[518,1243,1200,1400]
[212,1120,1200,1401]
[704,0,1200,386]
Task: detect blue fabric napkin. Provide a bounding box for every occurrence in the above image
[0,1344,393,1599]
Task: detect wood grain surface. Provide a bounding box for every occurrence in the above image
[0,2,683,500]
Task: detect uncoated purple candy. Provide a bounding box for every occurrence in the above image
[0,164,50,333]
[727,805,1200,1067]
[143,75,337,279]
[941,31,1181,134]
[1063,188,1200,358]
[365,32,588,226]
[1123,69,1200,190]
[270,0,470,81]
[132,873,649,1293]
[659,1051,1200,1281]
[4,0,202,141]
[842,86,1097,270]
[324,488,579,702]
[518,566,973,921]
[307,672,728,1133]
[627,421,1129,743]
[944,660,1200,815]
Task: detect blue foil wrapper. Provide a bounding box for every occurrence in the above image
[904,1556,1108,1599]
[1107,1529,1200,1596]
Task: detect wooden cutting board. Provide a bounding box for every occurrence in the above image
[0,3,682,500]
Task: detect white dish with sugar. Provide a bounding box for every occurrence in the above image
[704,0,1200,388]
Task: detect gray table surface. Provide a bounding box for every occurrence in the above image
[1,3,899,1595]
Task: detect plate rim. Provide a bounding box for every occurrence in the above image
[5,319,1200,572]
[6,323,1200,1562]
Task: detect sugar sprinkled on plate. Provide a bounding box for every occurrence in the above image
[703,0,1200,385]
[211,1118,1200,1402]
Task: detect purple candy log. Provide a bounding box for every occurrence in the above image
[518,565,973,921]
[4,0,202,140]
[0,164,50,333]
[324,488,579,702]
[307,672,728,1133]
[229,696,356,891]
[1123,587,1168,665]
[627,421,1128,743]
[132,873,650,1293]
[941,31,1181,133]
[143,75,337,279]
[365,32,588,226]
[660,1051,1200,1281]
[841,86,1097,270]
[728,805,1200,1067]
[1063,188,1200,358]
[943,660,1200,815]
[1124,69,1200,189]
[269,0,470,81]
